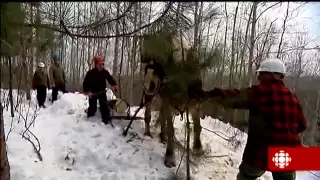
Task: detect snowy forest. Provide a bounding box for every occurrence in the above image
[1,2,320,180]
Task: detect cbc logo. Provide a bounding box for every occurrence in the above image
[272,150,292,168]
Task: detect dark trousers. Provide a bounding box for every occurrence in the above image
[52,84,66,102]
[237,161,296,180]
[87,93,110,124]
[36,86,47,106]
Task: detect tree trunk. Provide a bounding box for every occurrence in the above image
[129,3,138,104]
[220,2,228,88]
[229,2,239,88]
[193,2,199,52]
[118,2,127,98]
[0,103,10,180]
[247,2,258,86]
[276,2,290,59]
[113,2,121,78]
[25,4,34,101]
[239,4,253,83]
[35,4,41,64]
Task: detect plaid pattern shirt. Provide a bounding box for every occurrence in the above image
[208,79,307,170]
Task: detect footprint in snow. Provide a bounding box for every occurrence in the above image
[73,126,85,133]
[101,172,118,180]
[68,109,76,115]
[71,140,78,145]
[59,131,69,136]
[91,133,101,138]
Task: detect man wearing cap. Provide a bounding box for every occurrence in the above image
[49,54,67,102]
[189,58,307,180]
[32,62,50,108]
[82,56,119,124]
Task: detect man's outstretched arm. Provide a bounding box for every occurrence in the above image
[192,87,253,110]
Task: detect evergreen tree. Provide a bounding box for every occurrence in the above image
[141,28,222,104]
[0,2,25,56]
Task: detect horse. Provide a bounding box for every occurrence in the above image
[141,30,207,168]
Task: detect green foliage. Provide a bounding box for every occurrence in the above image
[0,2,25,56]
[142,30,173,64]
[142,28,222,104]
[36,28,57,53]
[198,45,223,68]
[0,2,58,57]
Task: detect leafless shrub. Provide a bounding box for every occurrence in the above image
[15,100,42,161]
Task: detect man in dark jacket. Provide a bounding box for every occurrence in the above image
[49,54,67,103]
[83,56,119,124]
[189,58,307,180]
[32,62,50,108]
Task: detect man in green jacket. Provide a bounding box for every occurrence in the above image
[189,58,307,180]
[49,55,67,103]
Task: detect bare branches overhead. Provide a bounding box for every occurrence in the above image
[66,2,136,30]
[19,2,174,39]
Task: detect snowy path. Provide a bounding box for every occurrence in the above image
[2,90,319,180]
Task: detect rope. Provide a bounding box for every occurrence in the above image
[174,99,192,175]
[122,95,148,136]
[176,113,188,174]
[173,98,192,121]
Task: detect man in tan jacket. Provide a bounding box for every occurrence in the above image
[49,54,66,103]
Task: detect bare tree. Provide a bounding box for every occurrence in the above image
[247,2,258,86]
[276,2,290,58]
[229,2,239,88]
[0,103,10,180]
[113,2,121,78]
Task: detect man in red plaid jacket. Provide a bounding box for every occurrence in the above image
[189,58,307,180]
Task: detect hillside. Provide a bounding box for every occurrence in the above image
[1,89,318,180]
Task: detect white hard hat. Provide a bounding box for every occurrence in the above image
[38,62,45,68]
[257,58,286,74]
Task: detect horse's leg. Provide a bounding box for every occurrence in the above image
[191,103,203,153]
[158,101,167,143]
[143,96,153,138]
[163,100,176,167]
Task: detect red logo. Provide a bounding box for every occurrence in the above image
[271,150,292,169]
[268,147,320,171]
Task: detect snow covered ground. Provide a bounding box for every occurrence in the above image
[1,89,319,180]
